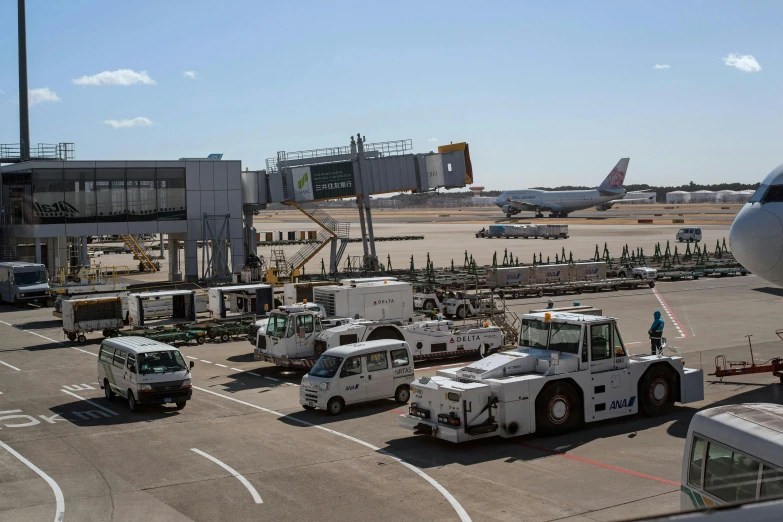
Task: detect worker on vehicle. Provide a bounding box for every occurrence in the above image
[648,311,665,355]
[246,251,262,268]
[546,299,554,309]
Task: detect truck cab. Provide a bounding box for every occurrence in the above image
[255,307,324,366]
[400,312,704,443]
[0,262,50,306]
[615,263,657,281]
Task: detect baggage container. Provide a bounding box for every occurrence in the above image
[530,263,568,284]
[487,266,531,287]
[62,296,124,343]
[569,262,606,281]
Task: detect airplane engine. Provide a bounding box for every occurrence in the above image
[501,205,513,215]
[595,203,613,211]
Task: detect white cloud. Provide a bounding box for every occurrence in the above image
[29,87,60,106]
[183,71,198,80]
[653,64,671,69]
[73,69,156,86]
[103,117,155,129]
[722,53,761,73]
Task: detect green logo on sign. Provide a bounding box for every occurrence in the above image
[297,171,309,190]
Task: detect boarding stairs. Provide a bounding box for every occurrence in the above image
[490,308,520,346]
[279,202,350,276]
[120,234,159,272]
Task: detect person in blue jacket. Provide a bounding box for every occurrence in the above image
[648,311,664,355]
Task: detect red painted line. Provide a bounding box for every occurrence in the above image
[520,442,679,486]
[652,288,690,339]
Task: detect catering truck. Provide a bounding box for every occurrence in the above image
[313,280,414,323]
[399,312,704,443]
[0,262,50,306]
[255,305,504,368]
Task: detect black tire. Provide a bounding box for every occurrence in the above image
[110,331,118,338]
[67,332,77,342]
[612,285,619,291]
[576,287,583,294]
[512,291,520,299]
[208,332,216,340]
[102,329,110,338]
[175,401,186,409]
[649,281,656,288]
[639,366,675,416]
[537,289,544,297]
[104,379,115,401]
[535,381,581,434]
[395,385,411,404]
[456,306,467,320]
[423,300,436,311]
[302,404,316,411]
[77,334,87,344]
[128,390,138,413]
[327,397,344,416]
[196,335,205,345]
[221,334,230,342]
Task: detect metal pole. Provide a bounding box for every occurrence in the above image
[352,135,370,264]
[18,0,30,161]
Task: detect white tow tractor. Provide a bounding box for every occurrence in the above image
[608,263,657,281]
[255,306,505,368]
[442,293,503,320]
[399,312,704,443]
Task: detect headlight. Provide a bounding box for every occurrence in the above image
[139,384,152,391]
[181,379,192,388]
[319,382,330,391]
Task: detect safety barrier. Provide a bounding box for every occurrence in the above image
[673,219,685,224]
[637,219,653,224]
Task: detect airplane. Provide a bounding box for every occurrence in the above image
[729,163,783,286]
[494,158,652,218]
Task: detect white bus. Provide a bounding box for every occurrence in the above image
[681,403,783,510]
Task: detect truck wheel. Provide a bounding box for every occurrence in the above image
[618,271,626,278]
[77,334,87,344]
[456,306,467,319]
[424,300,436,311]
[536,381,581,434]
[67,332,77,342]
[103,329,110,338]
[512,291,520,299]
[639,366,675,416]
[128,390,138,413]
[537,289,544,297]
[395,385,411,404]
[649,281,656,288]
[104,380,115,401]
[175,401,187,409]
[197,336,206,345]
[612,285,619,291]
[221,334,230,342]
[327,397,344,416]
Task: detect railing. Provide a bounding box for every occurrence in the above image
[0,142,75,161]
[266,138,412,174]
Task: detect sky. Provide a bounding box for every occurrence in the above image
[0,0,781,190]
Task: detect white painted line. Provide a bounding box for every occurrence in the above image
[230,368,243,372]
[247,372,261,377]
[61,389,120,416]
[264,376,280,382]
[186,356,198,360]
[191,448,263,504]
[215,364,228,368]
[193,386,471,521]
[0,359,21,371]
[0,439,65,522]
[201,360,213,364]
[626,342,642,345]
[284,383,300,387]
[0,320,97,357]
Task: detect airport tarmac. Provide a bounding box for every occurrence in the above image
[1,270,781,521]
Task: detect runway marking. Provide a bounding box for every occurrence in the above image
[0,320,98,357]
[0,439,65,522]
[186,356,198,359]
[61,389,120,417]
[201,360,213,364]
[247,372,261,377]
[264,376,280,382]
[651,288,689,339]
[230,368,243,372]
[0,359,21,371]
[194,386,471,522]
[215,364,228,368]
[191,448,263,504]
[520,442,679,487]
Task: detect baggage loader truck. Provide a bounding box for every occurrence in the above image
[399,312,704,442]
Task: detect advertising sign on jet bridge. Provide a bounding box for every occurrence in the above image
[291,162,357,201]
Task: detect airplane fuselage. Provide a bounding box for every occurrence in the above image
[495,188,627,214]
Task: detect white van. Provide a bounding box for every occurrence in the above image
[300,340,415,415]
[98,337,195,412]
[677,227,703,242]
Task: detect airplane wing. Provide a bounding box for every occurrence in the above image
[613,195,656,205]
[502,197,560,212]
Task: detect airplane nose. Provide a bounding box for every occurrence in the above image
[730,205,783,273]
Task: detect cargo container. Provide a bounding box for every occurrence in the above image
[62,296,124,343]
[543,224,569,239]
[530,264,568,284]
[568,262,606,281]
[313,281,414,323]
[486,266,532,287]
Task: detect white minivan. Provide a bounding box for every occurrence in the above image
[677,227,703,243]
[300,340,415,415]
[98,336,195,412]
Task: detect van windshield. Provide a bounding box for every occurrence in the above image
[14,271,47,285]
[520,319,549,349]
[309,355,343,378]
[266,314,288,337]
[138,350,187,374]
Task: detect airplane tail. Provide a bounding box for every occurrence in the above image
[598,158,629,194]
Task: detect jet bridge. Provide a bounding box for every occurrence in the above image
[242,135,472,275]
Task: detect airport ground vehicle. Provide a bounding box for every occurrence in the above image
[413,291,446,312]
[442,294,503,319]
[255,306,504,368]
[62,296,124,343]
[313,280,414,323]
[677,228,703,243]
[476,224,568,239]
[606,263,657,280]
[488,262,606,290]
[0,262,50,306]
[98,336,195,412]
[399,312,704,443]
[681,403,783,509]
[300,340,415,415]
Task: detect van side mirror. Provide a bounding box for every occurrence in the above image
[298,326,305,338]
[189,361,195,369]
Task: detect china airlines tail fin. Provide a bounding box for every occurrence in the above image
[597,158,629,194]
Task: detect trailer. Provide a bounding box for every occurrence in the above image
[255,305,505,368]
[399,312,704,442]
[62,296,125,343]
[313,280,414,323]
[128,290,198,327]
[207,284,275,320]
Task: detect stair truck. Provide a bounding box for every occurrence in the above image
[255,303,504,368]
[62,296,125,343]
[399,311,704,443]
